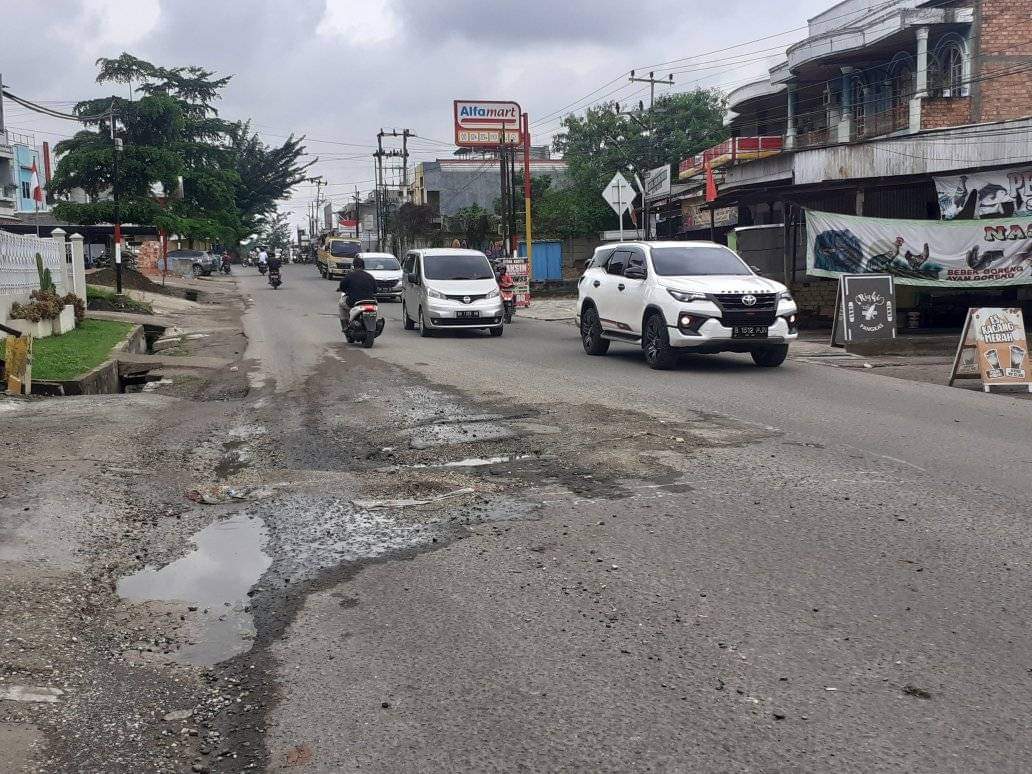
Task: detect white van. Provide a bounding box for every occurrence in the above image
[401,249,504,337]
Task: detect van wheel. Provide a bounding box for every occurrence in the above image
[419,307,433,338]
[402,301,415,330]
[643,314,677,370]
[580,306,609,356]
[751,345,789,368]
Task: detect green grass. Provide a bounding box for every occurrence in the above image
[33,319,134,381]
[86,285,154,315]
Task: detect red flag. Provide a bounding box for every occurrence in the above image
[704,159,718,203]
[30,159,44,204]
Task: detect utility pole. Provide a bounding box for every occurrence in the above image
[353,187,361,241]
[498,124,509,254]
[377,129,412,251]
[110,99,124,295]
[521,112,533,282]
[0,73,6,135]
[621,71,675,240]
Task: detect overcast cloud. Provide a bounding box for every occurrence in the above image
[4,0,829,227]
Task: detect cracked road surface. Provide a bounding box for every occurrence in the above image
[2,267,1031,773]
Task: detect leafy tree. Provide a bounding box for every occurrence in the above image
[551,90,727,236]
[389,203,437,249]
[49,53,310,246]
[450,204,497,249]
[256,209,292,252]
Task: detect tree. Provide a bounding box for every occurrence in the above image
[256,209,292,252]
[389,203,437,249]
[450,204,497,248]
[49,53,310,245]
[551,90,727,236]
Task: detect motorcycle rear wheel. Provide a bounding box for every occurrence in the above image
[362,331,375,348]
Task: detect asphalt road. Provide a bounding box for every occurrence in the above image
[234,266,1032,773]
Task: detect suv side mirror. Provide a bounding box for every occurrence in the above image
[407,272,420,285]
[624,265,646,280]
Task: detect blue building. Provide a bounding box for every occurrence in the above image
[9,134,48,214]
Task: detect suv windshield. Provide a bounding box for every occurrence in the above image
[329,241,360,257]
[650,246,751,276]
[363,256,401,271]
[424,253,494,281]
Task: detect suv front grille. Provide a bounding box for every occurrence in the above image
[376,280,398,290]
[446,293,487,303]
[709,292,778,326]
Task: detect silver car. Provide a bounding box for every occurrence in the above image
[401,249,504,337]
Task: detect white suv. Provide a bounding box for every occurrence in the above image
[576,241,798,369]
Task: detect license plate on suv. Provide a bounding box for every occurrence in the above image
[733,325,768,338]
[456,310,480,319]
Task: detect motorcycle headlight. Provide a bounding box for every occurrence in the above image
[667,288,707,302]
[427,288,446,300]
[486,288,500,299]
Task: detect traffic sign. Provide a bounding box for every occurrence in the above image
[602,172,634,216]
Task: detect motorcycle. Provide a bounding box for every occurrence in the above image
[341,296,385,349]
[500,285,516,324]
[258,263,268,275]
[268,267,282,289]
[221,256,232,275]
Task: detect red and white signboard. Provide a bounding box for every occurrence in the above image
[454,100,523,147]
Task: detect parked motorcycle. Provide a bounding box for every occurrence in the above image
[341,296,385,349]
[268,267,282,289]
[221,255,232,274]
[500,286,516,324]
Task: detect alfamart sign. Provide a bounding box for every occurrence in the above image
[807,210,1032,287]
[453,100,523,147]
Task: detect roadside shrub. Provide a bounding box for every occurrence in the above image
[9,301,43,323]
[62,293,86,325]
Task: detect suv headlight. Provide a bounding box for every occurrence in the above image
[486,288,500,299]
[779,290,794,302]
[667,288,707,302]
[427,288,446,300]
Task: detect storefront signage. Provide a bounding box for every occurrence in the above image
[935,167,1032,220]
[503,256,531,308]
[806,210,1032,287]
[831,274,896,346]
[949,307,1031,392]
[454,100,523,147]
[682,200,737,230]
[643,165,671,200]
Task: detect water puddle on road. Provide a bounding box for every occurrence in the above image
[117,513,271,666]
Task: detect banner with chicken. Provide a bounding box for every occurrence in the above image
[935,168,1032,220]
[806,209,1032,288]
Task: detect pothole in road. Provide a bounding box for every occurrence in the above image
[116,512,271,666]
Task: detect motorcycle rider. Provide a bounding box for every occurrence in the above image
[497,264,516,292]
[338,255,377,331]
[257,248,269,271]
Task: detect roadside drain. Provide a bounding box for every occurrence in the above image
[117,512,271,666]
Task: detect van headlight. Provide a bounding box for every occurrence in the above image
[427,288,446,300]
[486,288,500,299]
[667,288,706,302]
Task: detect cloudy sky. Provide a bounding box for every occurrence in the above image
[4,0,831,228]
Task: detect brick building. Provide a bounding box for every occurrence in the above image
[680,0,1032,324]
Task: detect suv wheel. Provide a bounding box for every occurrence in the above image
[191,263,203,278]
[580,306,610,356]
[751,344,789,368]
[643,314,677,370]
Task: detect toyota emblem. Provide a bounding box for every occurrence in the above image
[462,295,471,304]
[742,294,757,306]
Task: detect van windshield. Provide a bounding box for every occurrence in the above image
[650,246,752,276]
[424,253,494,281]
[329,241,360,257]
[363,256,401,270]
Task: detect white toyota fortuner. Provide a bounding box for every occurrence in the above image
[576,241,798,369]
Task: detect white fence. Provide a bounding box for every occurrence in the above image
[0,229,71,324]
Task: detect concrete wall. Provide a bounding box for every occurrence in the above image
[0,229,68,324]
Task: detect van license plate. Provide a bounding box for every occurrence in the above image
[733,326,768,338]
[457,311,480,319]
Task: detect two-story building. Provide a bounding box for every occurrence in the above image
[0,131,16,221]
[9,133,49,215]
[680,0,1032,324]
